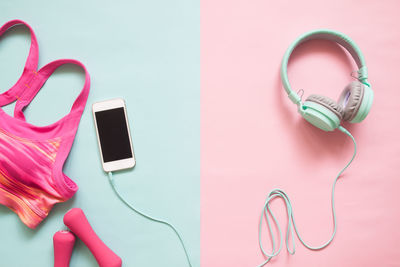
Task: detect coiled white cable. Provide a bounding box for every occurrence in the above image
[257,126,356,266]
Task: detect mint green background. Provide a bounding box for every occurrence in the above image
[0,0,200,266]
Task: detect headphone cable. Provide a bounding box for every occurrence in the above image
[107,171,193,267]
[257,126,356,266]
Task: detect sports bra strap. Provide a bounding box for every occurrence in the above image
[14,59,90,121]
[0,20,39,107]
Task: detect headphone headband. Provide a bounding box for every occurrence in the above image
[281,29,369,105]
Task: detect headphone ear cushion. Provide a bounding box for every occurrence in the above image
[305,94,343,120]
[338,81,364,121]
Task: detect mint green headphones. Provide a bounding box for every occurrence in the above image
[281,30,374,131]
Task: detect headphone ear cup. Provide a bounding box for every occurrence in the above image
[338,81,373,123]
[302,94,343,131]
[338,81,363,122]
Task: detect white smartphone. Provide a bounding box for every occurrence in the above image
[92,98,136,172]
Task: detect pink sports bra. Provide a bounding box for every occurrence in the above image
[0,20,90,229]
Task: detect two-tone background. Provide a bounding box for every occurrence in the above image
[1,0,400,266]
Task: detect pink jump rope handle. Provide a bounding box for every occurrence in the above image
[53,230,75,267]
[63,208,122,267]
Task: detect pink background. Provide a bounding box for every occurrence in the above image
[201,0,400,266]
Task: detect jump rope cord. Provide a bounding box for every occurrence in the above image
[257,126,356,266]
[107,171,193,267]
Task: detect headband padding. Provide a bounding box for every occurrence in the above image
[299,33,363,68]
[338,81,364,121]
[306,94,343,120]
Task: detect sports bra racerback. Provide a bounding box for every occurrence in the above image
[0,20,90,229]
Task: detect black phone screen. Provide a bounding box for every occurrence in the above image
[95,107,133,162]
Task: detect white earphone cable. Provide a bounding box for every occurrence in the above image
[107,171,193,267]
[257,126,356,266]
